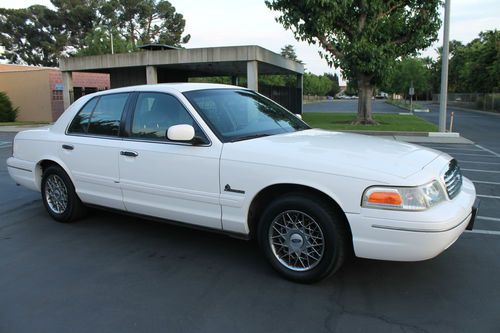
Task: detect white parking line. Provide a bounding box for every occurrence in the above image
[477,216,500,222]
[466,229,500,236]
[472,180,500,185]
[477,194,500,199]
[462,168,500,173]
[460,161,500,165]
[450,153,498,157]
[476,144,500,158]
[423,146,482,152]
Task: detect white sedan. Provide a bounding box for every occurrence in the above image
[7,83,478,282]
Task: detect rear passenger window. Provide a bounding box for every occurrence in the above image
[68,93,129,137]
[68,97,98,134]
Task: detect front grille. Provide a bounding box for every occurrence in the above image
[444,159,463,199]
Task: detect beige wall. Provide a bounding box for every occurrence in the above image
[0,70,52,122]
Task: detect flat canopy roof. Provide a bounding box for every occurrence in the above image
[59,45,304,76]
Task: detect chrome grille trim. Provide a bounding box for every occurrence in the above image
[443,159,463,199]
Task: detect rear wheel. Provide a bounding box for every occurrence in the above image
[41,165,85,223]
[258,194,348,283]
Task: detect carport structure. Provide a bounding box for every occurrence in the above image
[59,45,304,113]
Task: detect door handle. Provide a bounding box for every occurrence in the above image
[62,144,74,150]
[120,150,138,157]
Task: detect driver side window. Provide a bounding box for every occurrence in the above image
[131,93,203,141]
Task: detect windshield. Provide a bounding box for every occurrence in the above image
[183,89,310,142]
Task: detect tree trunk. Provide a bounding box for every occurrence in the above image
[353,75,377,125]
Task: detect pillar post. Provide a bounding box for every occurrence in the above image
[246,61,258,91]
[146,65,158,84]
[62,71,73,110]
[296,73,303,114]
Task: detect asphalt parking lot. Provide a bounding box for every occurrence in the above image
[1,104,499,332]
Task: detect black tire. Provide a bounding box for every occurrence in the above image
[41,165,86,223]
[257,193,349,283]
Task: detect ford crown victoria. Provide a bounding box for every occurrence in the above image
[7,83,478,282]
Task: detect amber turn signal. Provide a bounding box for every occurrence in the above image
[367,192,403,205]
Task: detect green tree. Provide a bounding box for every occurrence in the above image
[0,5,66,66]
[99,0,190,48]
[430,40,466,93]
[281,44,300,62]
[0,92,18,122]
[0,0,190,65]
[459,30,499,93]
[382,57,431,99]
[303,73,335,96]
[430,30,499,94]
[324,73,340,96]
[76,26,134,56]
[266,0,441,124]
[50,0,99,47]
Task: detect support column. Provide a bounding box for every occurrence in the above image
[62,71,73,110]
[146,65,158,84]
[246,61,258,91]
[438,0,451,132]
[296,73,303,114]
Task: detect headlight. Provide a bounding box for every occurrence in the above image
[362,180,446,211]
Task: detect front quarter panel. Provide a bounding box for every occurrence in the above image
[219,158,373,235]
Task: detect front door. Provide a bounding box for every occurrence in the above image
[118,92,222,229]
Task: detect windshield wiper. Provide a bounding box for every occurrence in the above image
[228,133,271,143]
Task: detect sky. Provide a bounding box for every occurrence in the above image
[1,0,499,83]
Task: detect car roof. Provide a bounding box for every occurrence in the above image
[93,83,246,95]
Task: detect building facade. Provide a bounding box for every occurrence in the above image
[0,64,109,122]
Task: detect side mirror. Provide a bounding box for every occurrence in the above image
[167,124,195,142]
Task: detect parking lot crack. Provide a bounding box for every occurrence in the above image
[323,280,429,333]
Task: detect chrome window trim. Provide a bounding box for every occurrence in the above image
[65,92,130,137]
[64,90,213,147]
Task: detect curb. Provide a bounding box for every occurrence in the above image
[338,130,473,144]
[385,101,423,112]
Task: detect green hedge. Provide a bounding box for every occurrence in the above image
[0,91,18,122]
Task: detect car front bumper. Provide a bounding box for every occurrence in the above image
[347,177,477,261]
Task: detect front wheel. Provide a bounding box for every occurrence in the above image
[258,194,349,283]
[41,165,85,223]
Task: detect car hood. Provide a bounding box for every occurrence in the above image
[221,129,444,182]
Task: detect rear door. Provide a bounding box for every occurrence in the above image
[118,92,223,229]
[60,93,131,210]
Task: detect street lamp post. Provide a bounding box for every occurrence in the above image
[110,29,114,55]
[439,0,451,132]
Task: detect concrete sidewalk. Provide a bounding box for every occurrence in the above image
[0,125,50,133]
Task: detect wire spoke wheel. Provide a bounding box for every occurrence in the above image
[44,174,68,214]
[268,210,325,272]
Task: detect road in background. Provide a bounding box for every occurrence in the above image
[418,102,500,155]
[1,119,499,332]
